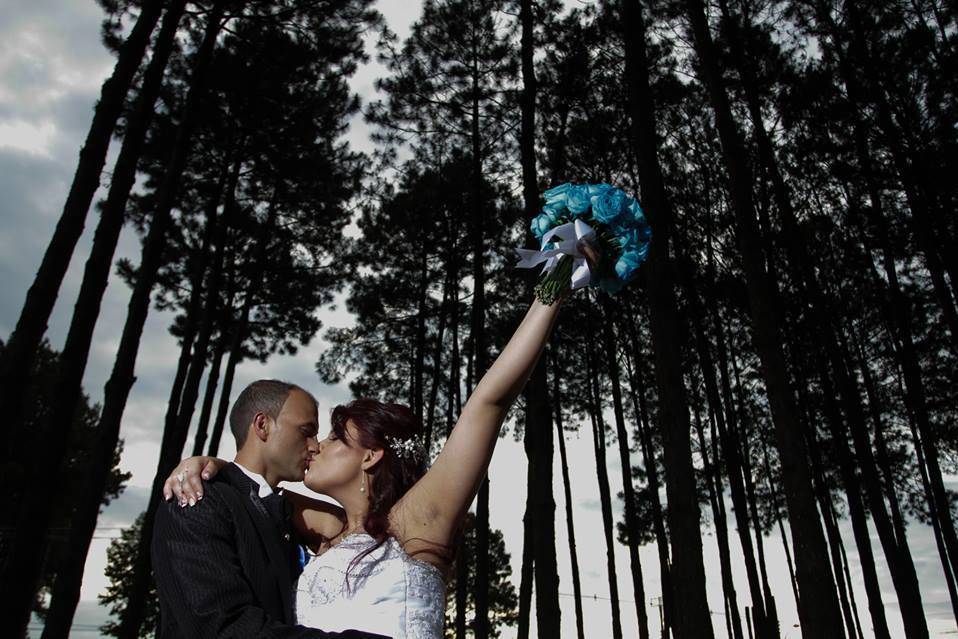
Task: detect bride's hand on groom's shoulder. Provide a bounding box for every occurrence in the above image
[163,456,225,506]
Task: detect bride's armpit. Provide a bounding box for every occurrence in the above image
[400,536,455,577]
[388,501,454,575]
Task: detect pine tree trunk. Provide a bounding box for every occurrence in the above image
[831,327,928,637]
[841,0,958,352]
[723,2,931,631]
[551,350,585,639]
[818,458,861,639]
[816,0,958,587]
[517,3,561,631]
[830,499,867,639]
[4,3,188,633]
[801,353,891,639]
[601,300,648,639]
[622,318,673,639]
[191,263,235,457]
[737,416,780,636]
[191,323,227,456]
[856,231,958,607]
[422,267,451,453]
[449,280,467,639]
[0,0,164,444]
[90,5,226,635]
[855,332,958,623]
[707,408,741,639]
[528,357,560,637]
[469,49,491,639]
[909,416,958,623]
[119,141,236,639]
[727,317,808,637]
[621,1,713,635]
[0,6,222,636]
[413,249,428,423]
[683,259,773,639]
[162,154,235,462]
[758,437,800,611]
[682,1,844,634]
[206,188,281,458]
[206,332,241,457]
[777,329,861,639]
[586,336,623,639]
[689,372,745,639]
[517,478,534,639]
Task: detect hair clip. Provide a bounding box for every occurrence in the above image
[384,434,424,461]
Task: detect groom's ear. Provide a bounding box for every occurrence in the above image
[361,448,384,470]
[251,411,271,442]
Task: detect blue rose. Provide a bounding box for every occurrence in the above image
[618,225,652,252]
[588,183,614,197]
[625,197,646,226]
[566,185,592,215]
[615,248,648,281]
[542,200,566,219]
[591,189,628,226]
[543,183,572,205]
[530,213,555,239]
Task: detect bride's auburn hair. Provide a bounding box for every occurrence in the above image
[330,398,427,542]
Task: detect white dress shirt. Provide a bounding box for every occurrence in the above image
[234,462,275,499]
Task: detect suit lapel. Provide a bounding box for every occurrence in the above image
[222,464,295,622]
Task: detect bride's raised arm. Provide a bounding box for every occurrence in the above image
[393,296,564,542]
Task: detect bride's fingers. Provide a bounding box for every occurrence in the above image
[164,468,187,503]
[576,239,601,270]
[173,470,189,506]
[201,459,218,481]
[187,471,204,503]
[163,476,175,501]
[175,470,197,507]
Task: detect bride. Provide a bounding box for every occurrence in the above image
[165,294,568,638]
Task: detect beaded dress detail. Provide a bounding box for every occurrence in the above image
[295,533,446,638]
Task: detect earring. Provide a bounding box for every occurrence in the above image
[360,471,366,494]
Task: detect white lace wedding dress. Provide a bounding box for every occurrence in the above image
[295,533,446,638]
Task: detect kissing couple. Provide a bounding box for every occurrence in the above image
[151,293,569,638]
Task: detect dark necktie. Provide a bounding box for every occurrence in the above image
[261,490,289,529]
[261,490,305,578]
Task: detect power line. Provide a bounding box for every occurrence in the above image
[557,591,727,616]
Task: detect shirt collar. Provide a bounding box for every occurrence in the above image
[234,461,275,499]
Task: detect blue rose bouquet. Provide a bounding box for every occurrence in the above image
[515,183,652,304]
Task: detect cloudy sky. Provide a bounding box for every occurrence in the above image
[2,0,956,637]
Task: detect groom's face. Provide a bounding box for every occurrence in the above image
[263,388,320,482]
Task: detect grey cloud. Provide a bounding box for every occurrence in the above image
[49,90,102,143]
[98,485,153,529]
[1,0,109,72]
[580,498,601,511]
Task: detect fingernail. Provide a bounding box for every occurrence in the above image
[202,473,210,479]
[197,492,203,500]
[179,500,187,507]
[188,498,196,507]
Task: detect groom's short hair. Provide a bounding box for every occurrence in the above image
[229,379,313,447]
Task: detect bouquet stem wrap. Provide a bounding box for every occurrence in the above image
[515,219,596,304]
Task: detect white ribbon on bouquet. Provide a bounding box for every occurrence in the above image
[515,218,596,289]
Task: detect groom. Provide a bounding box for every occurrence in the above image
[152,379,385,638]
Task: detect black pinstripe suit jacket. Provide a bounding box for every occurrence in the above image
[152,462,387,638]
